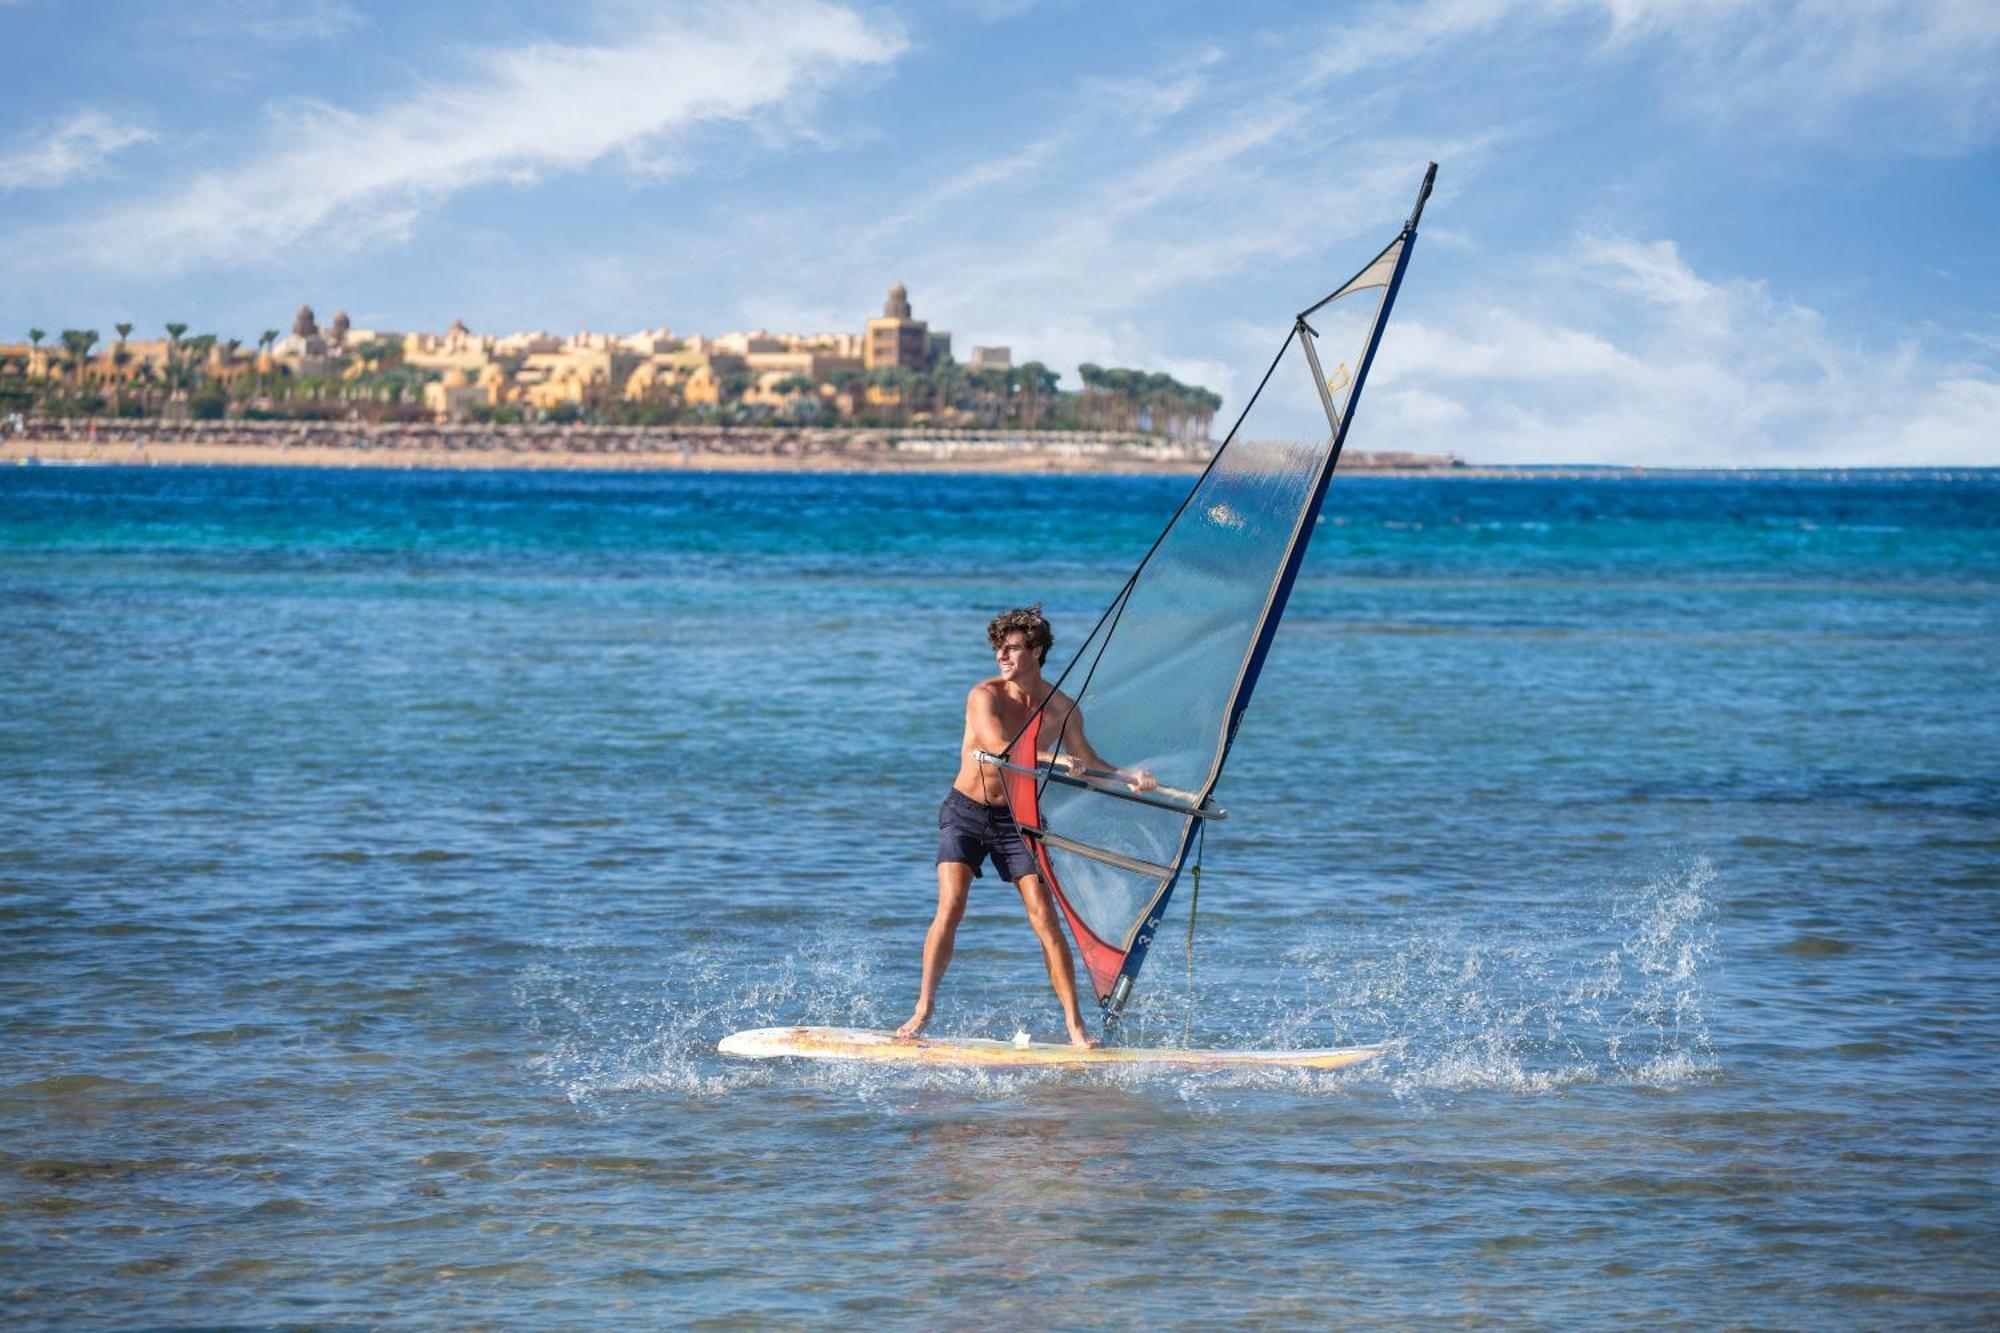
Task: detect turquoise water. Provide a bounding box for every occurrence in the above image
[2,465,1996,1325]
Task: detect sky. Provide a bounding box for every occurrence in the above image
[2,0,1997,465]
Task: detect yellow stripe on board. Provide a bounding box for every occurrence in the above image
[717,1027,1384,1070]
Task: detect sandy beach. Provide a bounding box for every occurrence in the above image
[0,419,1476,476]
[0,419,1249,475]
[0,436,1214,475]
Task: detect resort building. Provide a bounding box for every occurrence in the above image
[422,369,488,421]
[17,281,1044,428]
[862,283,950,373]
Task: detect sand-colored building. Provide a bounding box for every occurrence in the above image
[863,283,950,373]
[401,318,493,374]
[1,332,250,393]
[422,368,489,421]
[20,283,983,424]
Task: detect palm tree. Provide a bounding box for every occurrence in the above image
[861,366,905,425]
[257,329,280,398]
[769,374,816,422]
[175,334,216,406]
[888,366,919,425]
[1076,363,1103,429]
[114,322,134,400]
[1018,361,1057,429]
[928,360,962,422]
[27,329,45,383]
[112,326,135,413]
[164,323,187,401]
[59,328,99,392]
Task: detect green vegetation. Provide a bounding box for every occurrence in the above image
[1075,365,1222,440]
[7,323,1223,440]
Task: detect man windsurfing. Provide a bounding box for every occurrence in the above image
[896,605,1154,1047]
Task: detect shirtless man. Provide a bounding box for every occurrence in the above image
[896,605,1154,1047]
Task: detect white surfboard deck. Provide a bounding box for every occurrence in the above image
[718,1026,1385,1070]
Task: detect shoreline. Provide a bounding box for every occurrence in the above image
[0,416,1451,476]
[4,437,1987,480]
[1,437,1218,475]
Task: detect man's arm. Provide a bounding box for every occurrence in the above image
[966,684,1015,757]
[1050,701,1157,793]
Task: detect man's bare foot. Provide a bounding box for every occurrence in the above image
[1067,1025,1101,1049]
[895,1011,930,1040]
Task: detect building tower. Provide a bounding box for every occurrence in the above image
[863,282,933,372]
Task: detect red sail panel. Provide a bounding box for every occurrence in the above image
[1003,715,1128,1000]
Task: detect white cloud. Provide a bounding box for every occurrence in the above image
[0,110,157,190]
[1392,310,1639,383]
[70,1,905,270]
[1368,234,2000,466]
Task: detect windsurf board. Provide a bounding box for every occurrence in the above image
[717,1026,1384,1070]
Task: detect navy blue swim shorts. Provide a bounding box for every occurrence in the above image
[936,788,1038,882]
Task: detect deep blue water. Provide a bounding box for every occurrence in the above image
[2,464,1997,1326]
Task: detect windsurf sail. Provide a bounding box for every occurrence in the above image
[979,163,1436,1021]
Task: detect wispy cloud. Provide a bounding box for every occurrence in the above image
[1603,0,2000,149]
[863,48,1223,243]
[1373,233,2000,466]
[6,0,1987,466]
[711,40,1388,395]
[944,0,1055,21]
[70,1,905,270]
[1314,0,2000,149]
[161,0,361,45]
[0,110,158,190]
[699,22,1481,426]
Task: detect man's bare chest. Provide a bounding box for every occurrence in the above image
[993,696,1073,748]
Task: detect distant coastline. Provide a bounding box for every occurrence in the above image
[0,419,1465,476]
[4,421,1988,480]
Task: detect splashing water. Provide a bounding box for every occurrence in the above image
[1235,856,1719,1096]
[515,858,1718,1109]
[517,924,904,1106]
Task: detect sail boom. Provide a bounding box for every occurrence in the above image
[1018,826,1178,879]
[974,751,1226,820]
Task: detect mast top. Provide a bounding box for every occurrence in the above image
[1407,162,1438,233]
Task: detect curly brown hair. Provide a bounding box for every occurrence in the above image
[987,604,1053,665]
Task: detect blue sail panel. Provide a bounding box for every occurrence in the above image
[996,169,1432,1014]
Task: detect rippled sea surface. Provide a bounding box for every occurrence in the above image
[3,465,1997,1326]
